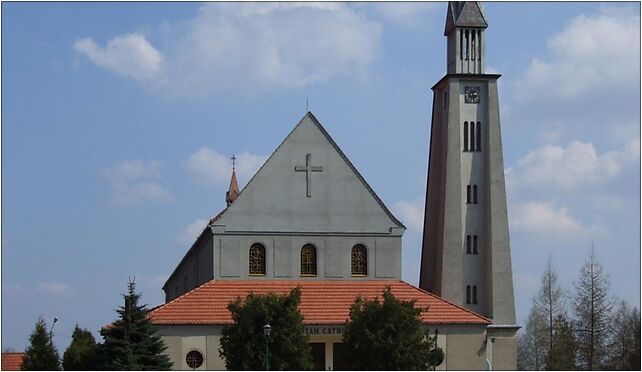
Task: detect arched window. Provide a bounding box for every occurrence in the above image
[473,185,478,204]
[476,122,482,151]
[351,244,367,276]
[466,285,471,304]
[473,285,478,304]
[300,244,317,276]
[466,185,471,204]
[470,122,476,151]
[249,243,266,275]
[463,121,469,152]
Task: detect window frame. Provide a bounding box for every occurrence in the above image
[185,349,204,369]
[249,243,267,276]
[300,244,318,277]
[351,244,368,277]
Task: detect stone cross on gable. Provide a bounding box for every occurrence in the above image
[294,153,323,197]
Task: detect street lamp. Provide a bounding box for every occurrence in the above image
[49,317,58,339]
[263,324,272,371]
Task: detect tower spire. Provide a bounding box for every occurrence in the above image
[226,155,240,206]
[445,2,487,74]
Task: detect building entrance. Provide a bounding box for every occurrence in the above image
[309,343,325,370]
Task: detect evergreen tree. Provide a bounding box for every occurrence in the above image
[62,325,100,370]
[219,287,313,370]
[100,279,172,370]
[605,301,641,370]
[627,307,641,370]
[21,317,61,371]
[534,259,567,370]
[342,287,443,370]
[517,305,548,370]
[573,248,612,370]
[550,313,577,370]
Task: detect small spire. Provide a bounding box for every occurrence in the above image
[226,155,240,206]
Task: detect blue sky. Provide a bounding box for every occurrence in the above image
[2,2,640,352]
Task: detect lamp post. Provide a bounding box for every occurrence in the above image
[49,317,58,339]
[263,324,272,370]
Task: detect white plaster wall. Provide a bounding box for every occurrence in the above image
[215,234,400,280]
[215,115,403,234]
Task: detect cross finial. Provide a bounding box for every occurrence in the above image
[231,155,237,170]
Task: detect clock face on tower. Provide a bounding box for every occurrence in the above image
[464,86,480,104]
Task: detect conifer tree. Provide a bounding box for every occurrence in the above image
[100,279,172,370]
[534,259,566,370]
[605,301,641,370]
[573,248,612,370]
[219,288,313,370]
[62,325,100,370]
[342,287,443,370]
[550,313,577,370]
[517,306,548,370]
[627,306,641,370]
[21,317,61,370]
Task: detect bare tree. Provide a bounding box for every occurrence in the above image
[534,258,566,370]
[573,247,612,370]
[605,301,641,370]
[517,305,548,370]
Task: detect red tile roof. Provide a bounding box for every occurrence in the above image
[149,280,489,325]
[2,352,25,371]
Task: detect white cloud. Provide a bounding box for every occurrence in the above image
[515,8,640,101]
[392,197,425,233]
[102,160,173,205]
[177,218,209,245]
[37,282,73,297]
[510,201,606,239]
[506,140,639,191]
[74,33,162,81]
[74,3,381,97]
[185,148,267,188]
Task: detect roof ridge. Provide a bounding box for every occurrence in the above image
[304,113,406,229]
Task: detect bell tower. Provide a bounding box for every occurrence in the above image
[420,2,517,369]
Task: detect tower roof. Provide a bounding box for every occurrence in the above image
[444,1,487,36]
[225,168,240,206]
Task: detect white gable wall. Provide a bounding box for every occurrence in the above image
[217,114,402,233]
[165,113,405,300]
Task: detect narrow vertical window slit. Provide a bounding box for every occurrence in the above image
[466,235,471,254]
[473,185,478,204]
[463,121,469,152]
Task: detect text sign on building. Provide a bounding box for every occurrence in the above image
[304,325,344,336]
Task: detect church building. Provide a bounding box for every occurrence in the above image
[148,2,517,370]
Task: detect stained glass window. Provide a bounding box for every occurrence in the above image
[249,243,266,275]
[301,244,317,276]
[351,244,367,276]
[186,350,203,369]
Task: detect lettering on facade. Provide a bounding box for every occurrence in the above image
[304,325,344,336]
